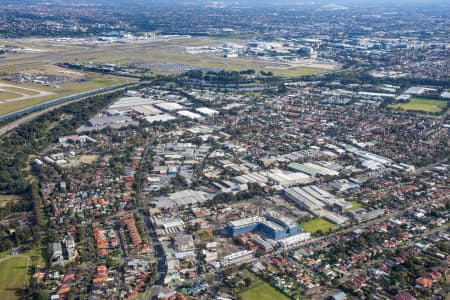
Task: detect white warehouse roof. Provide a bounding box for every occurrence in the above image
[155,102,185,111]
[177,110,203,119]
[195,107,219,116]
[145,114,176,123]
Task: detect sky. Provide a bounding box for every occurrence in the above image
[6,0,450,8]
[122,0,447,5]
[113,0,448,5]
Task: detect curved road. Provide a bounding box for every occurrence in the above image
[0,83,135,136]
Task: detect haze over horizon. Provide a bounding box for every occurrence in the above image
[4,0,450,8]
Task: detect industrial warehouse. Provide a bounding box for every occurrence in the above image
[226,212,301,240]
[284,185,351,224]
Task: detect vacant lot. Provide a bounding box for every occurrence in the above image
[0,257,28,300]
[78,155,98,164]
[388,98,448,113]
[0,195,21,208]
[301,217,334,234]
[240,272,289,300]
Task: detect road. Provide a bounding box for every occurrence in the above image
[0,83,135,136]
[134,135,168,300]
[283,193,448,252]
[337,223,448,287]
[134,151,448,298]
[0,82,55,102]
[119,118,447,299]
[414,159,448,175]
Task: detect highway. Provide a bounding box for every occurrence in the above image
[0,83,136,136]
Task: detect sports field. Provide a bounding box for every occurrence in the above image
[240,273,289,300]
[0,257,28,300]
[388,98,448,113]
[301,217,334,234]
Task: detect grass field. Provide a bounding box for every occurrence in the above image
[0,257,28,300]
[23,247,45,268]
[91,78,117,86]
[1,86,40,96]
[346,200,364,212]
[264,66,326,77]
[138,48,328,76]
[0,75,135,116]
[240,272,289,300]
[1,37,335,78]
[388,98,448,113]
[0,91,20,101]
[301,217,334,234]
[0,250,9,259]
[0,36,334,116]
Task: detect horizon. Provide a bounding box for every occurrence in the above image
[4,0,450,7]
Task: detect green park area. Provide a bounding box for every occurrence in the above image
[23,247,45,268]
[240,273,289,300]
[388,98,448,113]
[346,200,364,212]
[301,217,334,234]
[0,256,28,300]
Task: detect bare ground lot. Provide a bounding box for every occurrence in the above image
[0,195,21,208]
[78,155,98,164]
